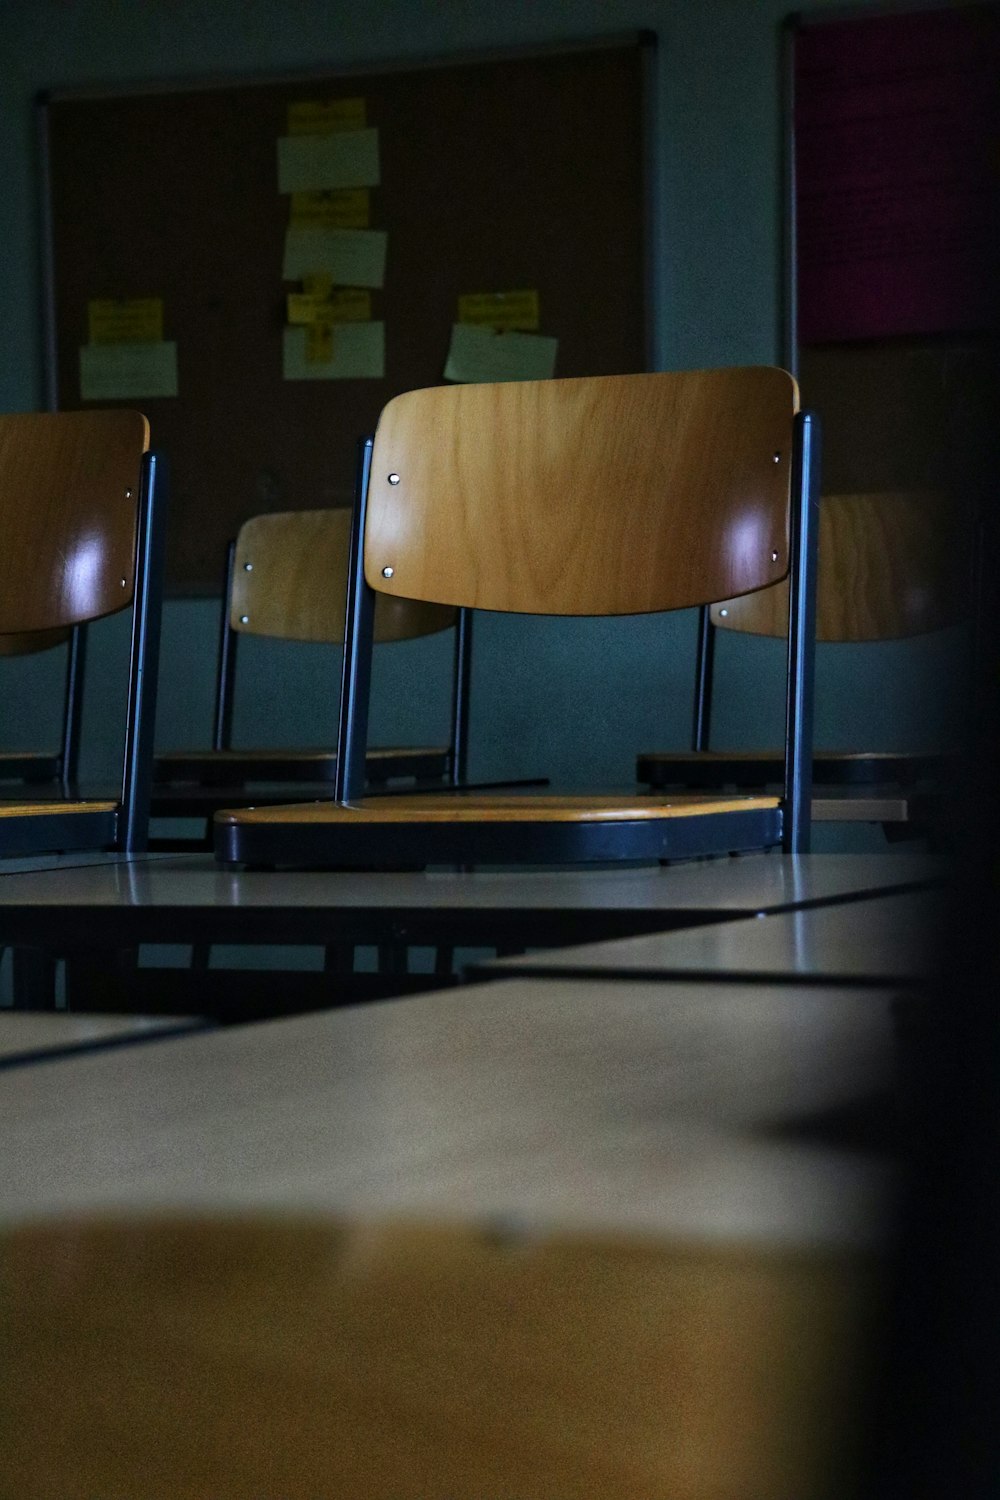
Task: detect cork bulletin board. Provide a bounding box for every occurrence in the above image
[40,36,654,594]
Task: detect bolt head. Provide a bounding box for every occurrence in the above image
[388,473,400,485]
[382,566,394,579]
[240,614,249,624]
[244,562,253,572]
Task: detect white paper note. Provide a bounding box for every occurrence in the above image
[283,323,385,381]
[444,325,558,383]
[79,341,178,400]
[283,226,388,288]
[277,128,380,192]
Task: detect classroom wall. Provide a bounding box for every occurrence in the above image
[0,0,966,847]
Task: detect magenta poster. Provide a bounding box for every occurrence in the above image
[794,5,1000,343]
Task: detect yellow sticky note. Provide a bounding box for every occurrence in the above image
[288,98,366,135]
[88,298,164,345]
[458,290,540,333]
[290,188,371,229]
[306,321,334,363]
[287,289,373,326]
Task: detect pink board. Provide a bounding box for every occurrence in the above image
[795,5,1000,343]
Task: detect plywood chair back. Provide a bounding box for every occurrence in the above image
[366,369,797,615]
[0,410,166,855]
[1,1214,875,1500]
[230,507,456,644]
[0,410,148,633]
[710,490,965,641]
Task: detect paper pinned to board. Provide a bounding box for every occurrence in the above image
[457,290,540,332]
[88,297,164,344]
[444,324,557,384]
[79,341,178,400]
[283,323,385,381]
[287,288,373,325]
[287,98,366,135]
[290,188,370,229]
[278,128,379,192]
[283,226,387,288]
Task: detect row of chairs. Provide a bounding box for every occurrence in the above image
[0,368,963,870]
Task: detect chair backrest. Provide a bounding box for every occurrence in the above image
[230,508,456,644]
[365,369,798,615]
[710,490,965,641]
[1,1214,873,1500]
[0,409,165,851]
[0,410,149,633]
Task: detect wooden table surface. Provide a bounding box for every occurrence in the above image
[0,975,897,1247]
[482,889,943,986]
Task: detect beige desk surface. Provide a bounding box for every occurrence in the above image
[485,890,942,985]
[0,1013,199,1065]
[0,976,896,1248]
[0,850,940,916]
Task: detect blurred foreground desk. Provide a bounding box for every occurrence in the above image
[1,974,898,1500]
[0,973,896,1244]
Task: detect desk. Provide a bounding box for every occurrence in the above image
[0,1012,202,1069]
[0,975,896,1247]
[481,889,942,987]
[0,850,941,952]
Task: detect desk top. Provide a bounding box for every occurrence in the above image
[485,890,942,986]
[0,1012,200,1067]
[0,851,941,949]
[0,976,896,1247]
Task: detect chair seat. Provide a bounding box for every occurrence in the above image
[637,749,952,789]
[0,800,119,857]
[154,745,450,786]
[215,792,783,867]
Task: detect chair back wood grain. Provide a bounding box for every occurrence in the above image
[365,369,798,615]
[710,490,965,641]
[231,508,456,643]
[1,1214,875,1500]
[0,411,149,633]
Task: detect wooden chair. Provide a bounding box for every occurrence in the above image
[154,509,470,817]
[1,1213,877,1500]
[636,491,966,808]
[0,410,166,858]
[215,368,820,869]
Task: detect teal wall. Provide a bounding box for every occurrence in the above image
[0,0,965,846]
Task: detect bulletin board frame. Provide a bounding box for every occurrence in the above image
[39,34,656,595]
